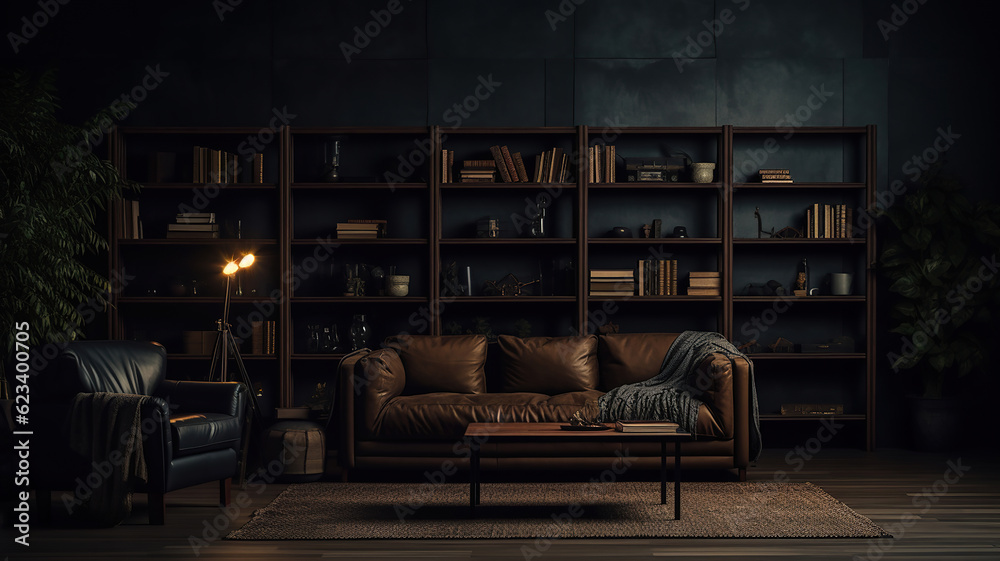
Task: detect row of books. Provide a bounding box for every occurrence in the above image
[166,212,218,239]
[590,144,616,183]
[687,271,721,296]
[193,146,264,184]
[121,200,144,239]
[805,203,854,239]
[758,168,792,183]
[637,259,678,296]
[250,320,278,355]
[336,219,387,239]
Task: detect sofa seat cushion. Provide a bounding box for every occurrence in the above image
[373,391,604,440]
[170,412,242,457]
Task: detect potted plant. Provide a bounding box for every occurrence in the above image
[878,166,1000,450]
[0,69,137,398]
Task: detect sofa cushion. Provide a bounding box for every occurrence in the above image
[598,333,679,390]
[384,334,487,394]
[498,335,599,394]
[373,391,604,439]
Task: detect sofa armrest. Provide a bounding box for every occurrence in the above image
[157,380,247,418]
[354,348,406,438]
[336,350,369,470]
[692,352,735,439]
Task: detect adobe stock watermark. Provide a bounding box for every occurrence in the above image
[339,0,414,63]
[672,0,751,73]
[885,252,998,372]
[50,64,170,180]
[384,74,502,189]
[853,458,970,561]
[176,106,296,215]
[736,83,835,178]
[877,0,930,41]
[7,0,71,54]
[188,437,311,556]
[773,418,844,482]
[544,0,586,30]
[521,450,635,560]
[850,125,960,239]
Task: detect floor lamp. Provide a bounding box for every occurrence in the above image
[208,253,263,485]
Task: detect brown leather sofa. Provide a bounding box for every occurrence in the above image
[336,333,751,480]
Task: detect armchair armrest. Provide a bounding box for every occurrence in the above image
[156,380,247,418]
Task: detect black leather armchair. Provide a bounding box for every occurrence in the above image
[33,340,246,525]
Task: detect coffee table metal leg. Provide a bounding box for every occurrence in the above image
[470,447,479,513]
[660,440,667,504]
[674,440,681,520]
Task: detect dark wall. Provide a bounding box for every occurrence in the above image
[4,0,997,448]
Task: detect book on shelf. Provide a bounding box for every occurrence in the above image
[166,230,220,239]
[590,144,617,183]
[512,152,530,182]
[636,259,678,296]
[758,168,793,183]
[689,271,720,278]
[687,288,721,296]
[590,269,634,278]
[615,420,681,433]
[251,320,277,355]
[167,223,219,232]
[805,203,853,239]
[488,145,513,182]
[122,200,143,240]
[500,146,520,182]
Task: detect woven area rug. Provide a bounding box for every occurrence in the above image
[227,481,890,540]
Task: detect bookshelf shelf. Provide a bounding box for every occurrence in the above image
[109,124,876,448]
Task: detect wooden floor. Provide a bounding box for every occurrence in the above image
[5,448,999,560]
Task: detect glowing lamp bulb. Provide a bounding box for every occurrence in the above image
[223,261,239,275]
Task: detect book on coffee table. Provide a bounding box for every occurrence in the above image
[615,420,681,433]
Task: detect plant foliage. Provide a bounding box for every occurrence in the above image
[0,69,137,359]
[878,167,1000,398]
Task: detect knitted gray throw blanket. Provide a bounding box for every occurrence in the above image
[597,331,761,461]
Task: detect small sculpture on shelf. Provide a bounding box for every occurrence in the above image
[441,261,463,297]
[484,273,539,296]
[321,141,340,182]
[769,337,796,353]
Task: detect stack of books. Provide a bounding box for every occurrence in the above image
[251,320,277,355]
[805,203,853,239]
[193,146,263,184]
[440,149,455,183]
[637,259,678,296]
[458,159,497,183]
[614,420,681,433]
[590,144,616,183]
[758,168,792,183]
[336,219,387,239]
[589,269,635,297]
[687,271,721,296]
[167,212,218,238]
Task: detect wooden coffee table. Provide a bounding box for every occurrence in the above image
[463,422,693,519]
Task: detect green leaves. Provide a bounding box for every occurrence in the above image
[878,165,1000,398]
[0,69,134,354]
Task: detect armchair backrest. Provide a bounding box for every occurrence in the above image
[44,340,167,398]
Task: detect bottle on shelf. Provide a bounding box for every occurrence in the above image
[350,314,370,351]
